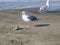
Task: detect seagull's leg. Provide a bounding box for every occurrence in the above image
[29,22,31,28]
[29,22,32,28]
[26,22,31,28]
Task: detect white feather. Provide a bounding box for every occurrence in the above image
[39,0,49,12]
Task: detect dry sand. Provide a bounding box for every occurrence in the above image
[0,9,60,45]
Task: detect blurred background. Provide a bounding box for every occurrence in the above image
[0,0,60,11]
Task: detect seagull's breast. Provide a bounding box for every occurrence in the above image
[22,14,31,22]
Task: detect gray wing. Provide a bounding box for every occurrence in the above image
[28,16,39,21]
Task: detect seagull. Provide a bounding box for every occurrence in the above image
[21,11,39,28]
[39,0,49,13]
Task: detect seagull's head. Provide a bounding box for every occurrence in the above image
[20,11,26,15]
[22,11,26,14]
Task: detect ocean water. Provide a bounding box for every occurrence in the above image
[0,1,60,11]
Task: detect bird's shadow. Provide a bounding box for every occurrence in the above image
[16,28,24,30]
[35,24,50,27]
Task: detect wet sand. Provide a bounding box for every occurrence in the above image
[0,9,60,45]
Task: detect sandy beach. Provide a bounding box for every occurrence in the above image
[0,9,60,45]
